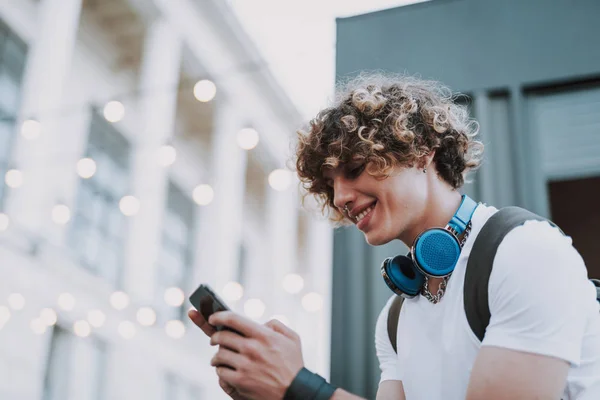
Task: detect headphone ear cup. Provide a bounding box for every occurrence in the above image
[381,254,425,298]
[413,228,461,277]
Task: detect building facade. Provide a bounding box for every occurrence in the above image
[331,0,600,397]
[0,0,333,399]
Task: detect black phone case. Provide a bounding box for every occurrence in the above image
[189,284,242,335]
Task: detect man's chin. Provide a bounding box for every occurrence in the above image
[364,232,393,246]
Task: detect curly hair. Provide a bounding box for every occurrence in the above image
[294,72,484,223]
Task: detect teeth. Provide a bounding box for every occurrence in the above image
[356,205,374,223]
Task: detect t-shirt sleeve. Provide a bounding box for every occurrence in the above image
[482,220,597,366]
[375,295,402,382]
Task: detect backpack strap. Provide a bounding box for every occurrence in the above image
[464,206,548,342]
[387,295,405,354]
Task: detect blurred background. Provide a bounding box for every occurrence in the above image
[0,0,598,399]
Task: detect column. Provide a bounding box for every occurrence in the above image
[305,215,334,379]
[193,102,247,296]
[6,0,83,237]
[473,91,494,204]
[122,19,182,302]
[260,176,299,318]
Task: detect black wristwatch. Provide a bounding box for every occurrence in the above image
[283,367,338,400]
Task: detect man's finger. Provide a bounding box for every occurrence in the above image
[218,378,246,400]
[210,330,244,352]
[216,366,239,386]
[209,311,269,339]
[219,379,237,397]
[265,318,297,340]
[211,347,245,369]
[188,309,216,337]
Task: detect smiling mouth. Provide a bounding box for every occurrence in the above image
[355,202,376,224]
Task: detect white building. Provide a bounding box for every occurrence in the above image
[0,0,333,399]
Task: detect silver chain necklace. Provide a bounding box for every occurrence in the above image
[421,221,472,304]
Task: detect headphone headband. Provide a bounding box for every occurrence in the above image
[447,195,478,236]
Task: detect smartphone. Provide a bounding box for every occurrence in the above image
[189,284,240,334]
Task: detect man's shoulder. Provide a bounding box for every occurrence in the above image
[469,203,573,258]
[466,203,586,299]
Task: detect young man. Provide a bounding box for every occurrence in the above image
[189,73,600,400]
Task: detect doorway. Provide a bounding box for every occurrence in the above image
[547,175,600,278]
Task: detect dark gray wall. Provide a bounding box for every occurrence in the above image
[336,0,600,91]
[331,0,600,398]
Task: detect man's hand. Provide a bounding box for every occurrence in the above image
[208,311,304,400]
[189,309,305,400]
[189,309,245,399]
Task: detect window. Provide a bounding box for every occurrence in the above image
[43,326,107,400]
[0,19,28,208]
[164,372,203,400]
[157,182,195,321]
[69,110,131,285]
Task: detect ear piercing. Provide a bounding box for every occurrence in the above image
[423,168,427,173]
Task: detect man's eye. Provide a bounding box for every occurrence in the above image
[347,164,365,179]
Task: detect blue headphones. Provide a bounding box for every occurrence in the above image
[381,194,479,298]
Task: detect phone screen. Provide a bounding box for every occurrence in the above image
[189,284,230,324]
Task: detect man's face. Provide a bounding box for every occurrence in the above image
[323,161,429,246]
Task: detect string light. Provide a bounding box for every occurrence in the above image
[7,293,25,310]
[30,318,47,334]
[192,184,214,206]
[119,196,140,216]
[165,320,186,339]
[164,287,184,307]
[118,321,136,339]
[57,293,75,311]
[51,204,71,225]
[193,79,217,102]
[237,128,259,150]
[301,292,323,312]
[76,158,97,179]
[87,310,106,328]
[136,307,157,327]
[21,119,41,140]
[5,169,23,188]
[244,298,265,320]
[40,308,58,326]
[110,291,130,310]
[282,273,304,294]
[73,320,91,337]
[222,281,244,302]
[0,213,9,231]
[103,100,125,122]
[158,145,177,167]
[268,169,292,191]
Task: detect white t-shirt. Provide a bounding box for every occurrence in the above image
[375,204,600,400]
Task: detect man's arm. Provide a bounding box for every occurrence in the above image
[376,381,406,400]
[465,346,569,400]
[329,381,406,400]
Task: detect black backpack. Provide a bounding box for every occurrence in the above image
[387,206,600,353]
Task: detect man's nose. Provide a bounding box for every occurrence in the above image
[332,179,355,211]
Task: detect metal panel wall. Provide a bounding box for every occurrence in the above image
[331,0,600,397]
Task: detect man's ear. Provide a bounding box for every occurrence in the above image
[420,151,436,170]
